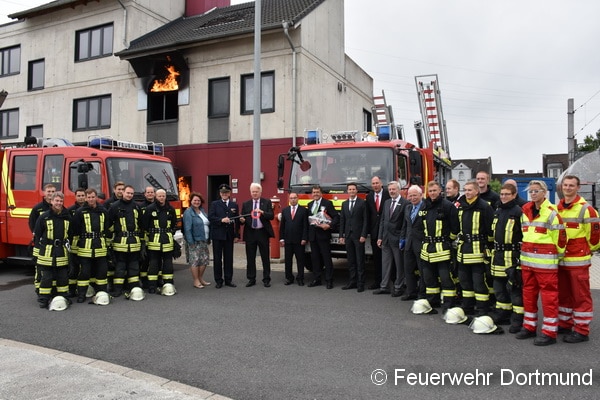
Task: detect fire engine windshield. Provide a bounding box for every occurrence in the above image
[106,158,179,200]
[290,148,395,188]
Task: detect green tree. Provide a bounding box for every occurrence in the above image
[578,128,600,152]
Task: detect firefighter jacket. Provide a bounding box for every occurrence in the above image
[456,196,494,264]
[29,200,51,258]
[141,201,177,252]
[520,199,567,270]
[557,195,600,268]
[33,208,71,267]
[67,202,83,255]
[108,198,143,253]
[419,196,459,263]
[72,204,110,258]
[491,199,523,275]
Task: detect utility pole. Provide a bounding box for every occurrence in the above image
[567,98,575,165]
[252,0,262,184]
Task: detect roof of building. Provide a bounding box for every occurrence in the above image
[8,0,90,19]
[451,157,492,173]
[116,0,325,58]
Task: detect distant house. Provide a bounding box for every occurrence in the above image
[543,153,569,179]
[451,157,492,188]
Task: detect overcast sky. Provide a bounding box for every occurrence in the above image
[3,0,600,174]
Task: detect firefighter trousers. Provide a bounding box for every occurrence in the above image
[458,262,489,313]
[522,267,558,338]
[148,250,174,289]
[38,265,68,299]
[115,251,141,291]
[558,266,593,336]
[422,260,457,308]
[77,256,108,294]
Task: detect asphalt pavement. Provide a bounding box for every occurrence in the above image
[1,244,600,400]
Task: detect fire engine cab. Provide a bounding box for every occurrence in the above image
[0,135,180,264]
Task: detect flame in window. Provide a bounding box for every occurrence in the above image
[150,65,180,92]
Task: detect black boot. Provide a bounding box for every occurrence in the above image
[38,297,49,309]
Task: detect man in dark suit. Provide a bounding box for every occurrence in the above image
[399,185,426,300]
[339,183,368,292]
[375,181,407,296]
[239,183,275,287]
[365,176,390,289]
[208,183,240,289]
[279,192,308,286]
[307,185,339,289]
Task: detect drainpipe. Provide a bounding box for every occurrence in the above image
[117,0,128,47]
[282,21,297,147]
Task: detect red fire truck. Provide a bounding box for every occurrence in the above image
[0,135,180,264]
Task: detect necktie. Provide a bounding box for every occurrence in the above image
[291,206,296,219]
[411,205,417,222]
[252,200,259,228]
[389,199,396,215]
[375,193,380,212]
[349,200,354,212]
[312,202,319,215]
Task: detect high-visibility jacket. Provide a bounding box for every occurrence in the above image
[557,195,600,268]
[141,201,177,252]
[72,204,110,258]
[108,199,143,253]
[520,199,566,270]
[491,198,523,276]
[456,196,494,264]
[419,196,459,263]
[33,208,71,267]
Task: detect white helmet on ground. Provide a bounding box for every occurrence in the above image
[48,296,69,311]
[443,307,468,324]
[128,287,145,301]
[469,315,499,334]
[85,285,96,298]
[92,291,111,305]
[410,299,432,315]
[161,283,177,296]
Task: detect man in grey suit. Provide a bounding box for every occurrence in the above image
[339,183,368,292]
[375,181,408,296]
[399,185,426,301]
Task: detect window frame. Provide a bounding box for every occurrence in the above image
[240,71,275,114]
[0,108,19,139]
[28,58,45,91]
[73,95,111,131]
[208,77,230,118]
[0,45,20,76]
[75,23,114,62]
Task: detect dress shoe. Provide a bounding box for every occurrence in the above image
[245,280,256,287]
[341,283,357,290]
[326,281,334,289]
[225,282,237,288]
[368,283,380,290]
[563,331,589,343]
[297,280,304,286]
[215,282,223,289]
[284,280,294,285]
[372,288,390,295]
[390,290,403,298]
[307,280,322,287]
[357,285,365,293]
[515,328,536,340]
[264,281,271,288]
[400,294,417,301]
[534,334,557,346]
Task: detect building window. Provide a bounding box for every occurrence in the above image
[0,109,19,138]
[75,24,113,62]
[1,45,20,76]
[241,71,274,114]
[208,77,230,118]
[27,125,43,139]
[73,95,111,131]
[148,91,178,123]
[28,59,45,91]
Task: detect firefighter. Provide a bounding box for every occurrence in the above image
[103,181,125,290]
[475,171,500,208]
[456,181,494,316]
[516,180,566,346]
[66,188,86,297]
[108,185,143,297]
[490,182,523,332]
[141,188,178,294]
[138,186,156,288]
[34,192,71,308]
[28,184,56,292]
[557,175,600,343]
[419,181,460,309]
[72,188,111,303]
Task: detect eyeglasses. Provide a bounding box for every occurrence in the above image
[528,190,543,194]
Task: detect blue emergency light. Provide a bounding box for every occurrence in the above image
[377,125,391,141]
[305,129,320,145]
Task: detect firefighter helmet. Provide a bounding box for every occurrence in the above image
[161,283,177,296]
[85,285,96,298]
[48,296,69,311]
[443,307,468,324]
[128,287,145,301]
[410,299,432,315]
[469,315,498,334]
[92,291,111,306]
